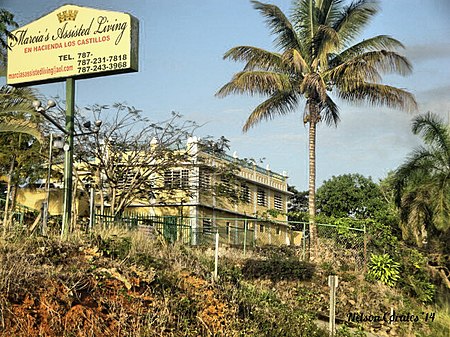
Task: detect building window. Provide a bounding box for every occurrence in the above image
[257,188,267,206]
[200,169,211,190]
[240,184,250,203]
[117,169,140,187]
[220,176,233,194]
[276,226,281,235]
[164,169,189,189]
[274,194,283,210]
[181,170,189,188]
[259,224,265,233]
[203,218,213,234]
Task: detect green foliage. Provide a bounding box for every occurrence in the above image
[255,244,300,259]
[394,112,450,243]
[244,245,314,281]
[405,278,435,304]
[398,248,435,304]
[242,257,315,282]
[235,283,327,337]
[287,185,308,220]
[367,254,400,287]
[321,261,337,275]
[317,174,388,219]
[218,259,243,285]
[366,219,399,253]
[336,324,366,337]
[314,216,366,249]
[0,9,18,70]
[132,251,166,270]
[95,235,132,259]
[0,86,44,187]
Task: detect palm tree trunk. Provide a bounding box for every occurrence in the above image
[308,104,318,259]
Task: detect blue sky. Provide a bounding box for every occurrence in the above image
[3,0,450,190]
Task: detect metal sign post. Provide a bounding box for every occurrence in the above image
[61,77,75,238]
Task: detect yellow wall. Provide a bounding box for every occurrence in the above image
[16,188,89,216]
[291,230,303,246]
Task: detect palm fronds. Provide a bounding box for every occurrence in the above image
[216,71,293,97]
[252,0,302,51]
[394,113,450,237]
[243,91,300,131]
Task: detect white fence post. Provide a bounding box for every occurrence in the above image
[213,230,219,282]
[328,275,339,336]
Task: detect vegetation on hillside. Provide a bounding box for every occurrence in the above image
[0,229,327,337]
[0,227,448,337]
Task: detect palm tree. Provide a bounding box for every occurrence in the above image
[0,85,43,142]
[0,9,18,74]
[394,112,450,246]
[216,0,416,254]
[0,85,42,235]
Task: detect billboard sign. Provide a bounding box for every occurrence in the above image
[7,4,138,86]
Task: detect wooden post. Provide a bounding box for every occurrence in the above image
[328,275,339,336]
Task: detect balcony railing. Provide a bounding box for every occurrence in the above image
[214,152,287,181]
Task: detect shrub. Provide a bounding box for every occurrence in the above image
[95,235,132,259]
[234,284,327,337]
[399,248,435,304]
[242,257,314,282]
[367,254,400,287]
[336,324,366,337]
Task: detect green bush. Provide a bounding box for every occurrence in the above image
[367,254,400,287]
[242,257,315,282]
[399,248,435,304]
[96,235,132,259]
[254,245,300,259]
[336,324,366,337]
[366,220,399,254]
[234,284,327,337]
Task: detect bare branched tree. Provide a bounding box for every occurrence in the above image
[45,101,248,221]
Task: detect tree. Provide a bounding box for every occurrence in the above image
[394,112,450,246]
[0,85,44,142]
[216,0,416,254]
[287,185,308,222]
[0,9,18,74]
[72,104,195,217]
[316,173,387,219]
[0,86,43,234]
[73,104,239,218]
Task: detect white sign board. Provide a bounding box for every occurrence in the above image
[7,4,138,85]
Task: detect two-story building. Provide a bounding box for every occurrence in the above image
[122,137,293,245]
[17,137,293,245]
